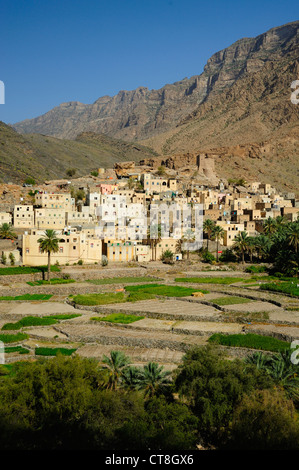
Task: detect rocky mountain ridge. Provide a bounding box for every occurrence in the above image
[13,21,299,142]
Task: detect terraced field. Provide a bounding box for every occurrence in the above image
[1,266,298,366]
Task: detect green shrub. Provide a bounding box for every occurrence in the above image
[208,333,290,352]
[2,316,58,330]
[0,294,52,301]
[86,276,159,285]
[0,333,29,343]
[212,296,252,306]
[260,282,299,297]
[35,347,77,356]
[91,313,144,324]
[72,292,127,306]
[125,284,208,297]
[219,249,238,263]
[245,265,268,273]
[175,277,244,285]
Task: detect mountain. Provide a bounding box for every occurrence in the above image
[0,122,157,183]
[14,21,299,142]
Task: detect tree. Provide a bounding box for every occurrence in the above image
[227,389,299,450]
[211,225,224,262]
[232,231,249,264]
[138,362,172,398]
[203,219,215,252]
[66,168,76,177]
[182,229,195,260]
[0,223,16,240]
[174,346,273,447]
[1,252,7,265]
[121,366,144,391]
[263,217,277,237]
[101,350,131,391]
[37,230,59,281]
[245,350,299,405]
[156,165,166,176]
[161,249,174,264]
[9,252,15,266]
[287,222,299,254]
[147,224,162,261]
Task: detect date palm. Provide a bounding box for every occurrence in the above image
[203,219,215,252]
[287,222,299,254]
[0,223,16,240]
[232,231,249,264]
[102,350,131,390]
[121,366,143,390]
[263,217,277,237]
[211,225,224,262]
[37,229,59,281]
[139,362,171,398]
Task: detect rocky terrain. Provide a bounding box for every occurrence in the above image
[2,20,299,192]
[0,122,157,183]
[14,21,299,142]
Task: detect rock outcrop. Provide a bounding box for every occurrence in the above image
[13,21,299,142]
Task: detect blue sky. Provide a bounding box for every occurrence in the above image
[0,0,298,124]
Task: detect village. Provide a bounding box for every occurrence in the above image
[0,154,298,266]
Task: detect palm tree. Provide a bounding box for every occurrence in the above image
[161,249,174,264]
[139,362,172,398]
[287,222,299,254]
[0,223,16,240]
[121,366,143,390]
[246,236,257,263]
[254,234,272,261]
[37,229,59,281]
[182,229,195,260]
[203,219,215,252]
[147,223,162,261]
[245,350,299,404]
[232,231,249,264]
[211,225,225,262]
[262,217,277,237]
[101,350,131,390]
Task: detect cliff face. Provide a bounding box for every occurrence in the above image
[14,21,299,141]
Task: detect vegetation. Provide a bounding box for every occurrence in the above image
[2,316,58,330]
[209,333,291,352]
[161,249,174,264]
[211,225,225,262]
[0,294,52,301]
[91,313,144,324]
[211,296,252,305]
[101,255,108,266]
[72,292,127,306]
[203,219,215,252]
[2,346,29,355]
[260,281,299,297]
[38,230,59,281]
[86,276,159,285]
[125,283,208,296]
[35,347,77,356]
[0,332,29,343]
[0,223,16,240]
[27,278,76,286]
[175,276,245,284]
[0,265,60,276]
[0,348,298,449]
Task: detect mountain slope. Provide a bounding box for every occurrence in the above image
[0,122,157,183]
[13,21,299,142]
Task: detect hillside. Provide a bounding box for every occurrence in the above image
[140,47,299,193]
[0,122,157,183]
[13,21,299,142]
